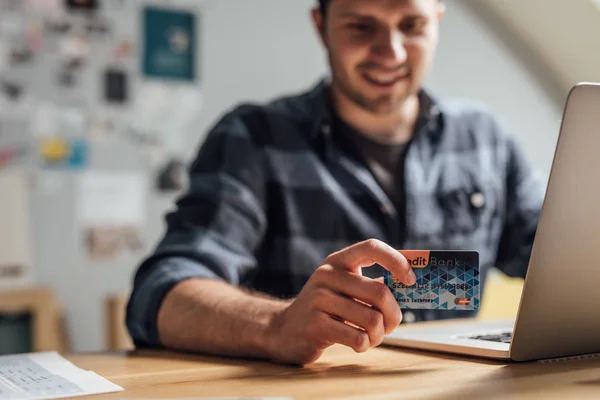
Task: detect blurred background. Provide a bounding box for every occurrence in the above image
[0,0,596,354]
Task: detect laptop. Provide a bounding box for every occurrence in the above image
[383,82,600,362]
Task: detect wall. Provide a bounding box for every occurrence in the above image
[29,0,562,352]
[427,1,562,180]
[480,0,600,97]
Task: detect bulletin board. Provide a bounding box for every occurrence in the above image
[0,0,202,267]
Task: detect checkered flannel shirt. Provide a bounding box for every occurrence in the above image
[126,79,544,348]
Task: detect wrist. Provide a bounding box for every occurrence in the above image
[259,300,290,360]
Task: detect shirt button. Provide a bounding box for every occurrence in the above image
[403,311,416,324]
[470,192,485,208]
[380,204,393,215]
[321,124,331,136]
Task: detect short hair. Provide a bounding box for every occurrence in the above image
[318,0,328,15]
[318,0,443,15]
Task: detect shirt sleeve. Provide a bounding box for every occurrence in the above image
[494,134,545,278]
[126,107,268,348]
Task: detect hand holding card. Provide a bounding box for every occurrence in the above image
[265,239,413,365]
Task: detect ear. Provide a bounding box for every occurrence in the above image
[436,1,446,21]
[311,7,327,46]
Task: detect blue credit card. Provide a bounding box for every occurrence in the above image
[384,250,480,310]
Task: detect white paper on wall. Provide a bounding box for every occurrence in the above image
[0,170,34,287]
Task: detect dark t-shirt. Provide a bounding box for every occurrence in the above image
[333,116,409,206]
[330,93,435,243]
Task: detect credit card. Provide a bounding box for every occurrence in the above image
[384,250,480,310]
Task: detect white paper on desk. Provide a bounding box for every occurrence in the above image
[77,171,147,262]
[0,351,123,400]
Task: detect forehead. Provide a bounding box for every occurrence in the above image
[329,0,437,17]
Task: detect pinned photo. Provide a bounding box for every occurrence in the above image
[44,15,72,35]
[65,0,98,11]
[85,15,110,36]
[156,158,188,193]
[0,264,25,279]
[0,81,31,116]
[9,43,34,66]
[57,67,77,87]
[87,113,116,142]
[0,80,23,102]
[104,69,128,104]
[0,144,29,170]
[112,39,133,60]
[122,125,161,148]
[25,22,44,53]
[84,225,143,261]
[59,34,90,69]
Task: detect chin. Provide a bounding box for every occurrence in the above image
[361,93,412,115]
[370,102,403,115]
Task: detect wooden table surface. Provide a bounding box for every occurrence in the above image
[67,341,600,400]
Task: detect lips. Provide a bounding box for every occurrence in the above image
[363,72,409,87]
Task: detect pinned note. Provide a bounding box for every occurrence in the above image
[39,137,88,169]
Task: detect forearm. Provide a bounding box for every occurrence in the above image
[157,278,290,359]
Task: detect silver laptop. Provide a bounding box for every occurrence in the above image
[383,82,600,362]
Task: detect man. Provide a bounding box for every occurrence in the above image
[126,0,544,365]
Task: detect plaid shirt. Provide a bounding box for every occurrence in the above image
[126,80,544,348]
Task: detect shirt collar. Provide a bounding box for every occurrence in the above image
[303,77,445,142]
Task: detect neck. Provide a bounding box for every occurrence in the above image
[329,83,421,145]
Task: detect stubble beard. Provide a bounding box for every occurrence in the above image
[329,56,412,116]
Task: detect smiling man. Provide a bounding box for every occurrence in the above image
[126,0,544,365]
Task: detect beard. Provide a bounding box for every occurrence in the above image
[328,54,416,115]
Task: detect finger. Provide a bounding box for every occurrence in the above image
[315,312,370,353]
[324,239,416,285]
[312,267,401,333]
[314,290,386,347]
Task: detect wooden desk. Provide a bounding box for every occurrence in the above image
[67,343,600,399]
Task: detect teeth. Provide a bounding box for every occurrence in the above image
[366,75,399,85]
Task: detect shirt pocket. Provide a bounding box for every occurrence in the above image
[434,179,498,249]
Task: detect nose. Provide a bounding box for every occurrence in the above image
[372,30,407,67]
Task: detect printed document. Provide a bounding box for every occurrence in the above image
[0,352,123,399]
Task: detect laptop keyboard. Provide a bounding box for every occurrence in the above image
[467,331,513,343]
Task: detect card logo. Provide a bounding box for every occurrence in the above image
[399,250,431,269]
[454,297,472,306]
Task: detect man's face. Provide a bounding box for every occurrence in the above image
[315,0,444,115]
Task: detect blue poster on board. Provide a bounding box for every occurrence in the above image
[142,6,196,81]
